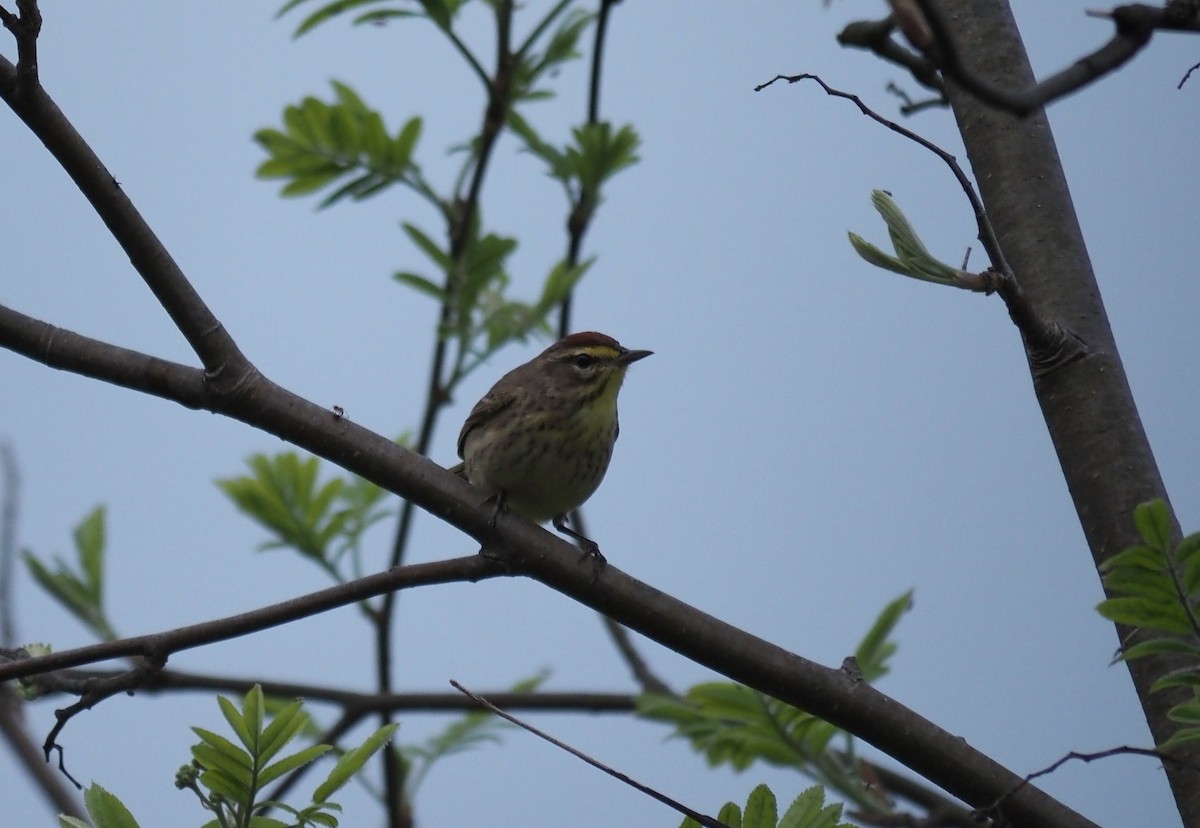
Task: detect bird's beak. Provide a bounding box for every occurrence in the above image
[619,348,653,365]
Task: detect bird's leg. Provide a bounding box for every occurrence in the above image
[484,490,508,527]
[552,513,607,572]
[477,490,509,563]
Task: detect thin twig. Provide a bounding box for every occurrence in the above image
[379,7,519,823]
[451,680,730,828]
[551,0,669,697]
[981,745,1196,821]
[39,654,167,788]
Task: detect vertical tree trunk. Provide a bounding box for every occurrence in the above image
[937,1,1199,823]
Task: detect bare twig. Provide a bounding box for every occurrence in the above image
[451,680,730,828]
[981,745,1195,821]
[39,654,167,788]
[0,685,82,818]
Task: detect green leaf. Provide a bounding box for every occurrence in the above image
[849,191,961,286]
[395,271,447,302]
[418,0,453,30]
[192,742,254,790]
[282,167,348,197]
[847,232,910,276]
[1150,670,1200,694]
[1097,597,1190,635]
[779,786,852,828]
[313,722,399,802]
[1100,544,1167,573]
[743,785,777,828]
[1096,597,1191,634]
[258,699,308,765]
[391,117,423,171]
[1119,637,1200,662]
[1134,499,1172,551]
[219,453,351,567]
[22,506,116,640]
[1101,566,1179,603]
[81,784,141,828]
[219,691,259,754]
[258,743,334,787]
[1159,726,1200,750]
[1168,698,1200,724]
[73,506,106,594]
[402,223,453,272]
[284,0,392,37]
[534,259,592,317]
[854,590,912,682]
[246,818,291,828]
[1179,533,1200,594]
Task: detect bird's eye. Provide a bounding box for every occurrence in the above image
[572,353,596,370]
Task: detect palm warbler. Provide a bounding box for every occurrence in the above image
[452,331,652,555]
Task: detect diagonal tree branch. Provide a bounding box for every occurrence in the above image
[0,8,1106,824]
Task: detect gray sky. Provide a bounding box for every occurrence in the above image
[2,2,1197,826]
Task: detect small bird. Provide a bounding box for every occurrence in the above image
[452,331,652,558]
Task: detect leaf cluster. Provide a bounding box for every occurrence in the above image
[848,190,963,286]
[680,784,853,828]
[217,452,391,582]
[508,115,640,208]
[639,593,913,817]
[254,81,426,209]
[1097,499,1200,749]
[59,686,396,828]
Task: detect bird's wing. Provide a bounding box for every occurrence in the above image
[456,388,517,459]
